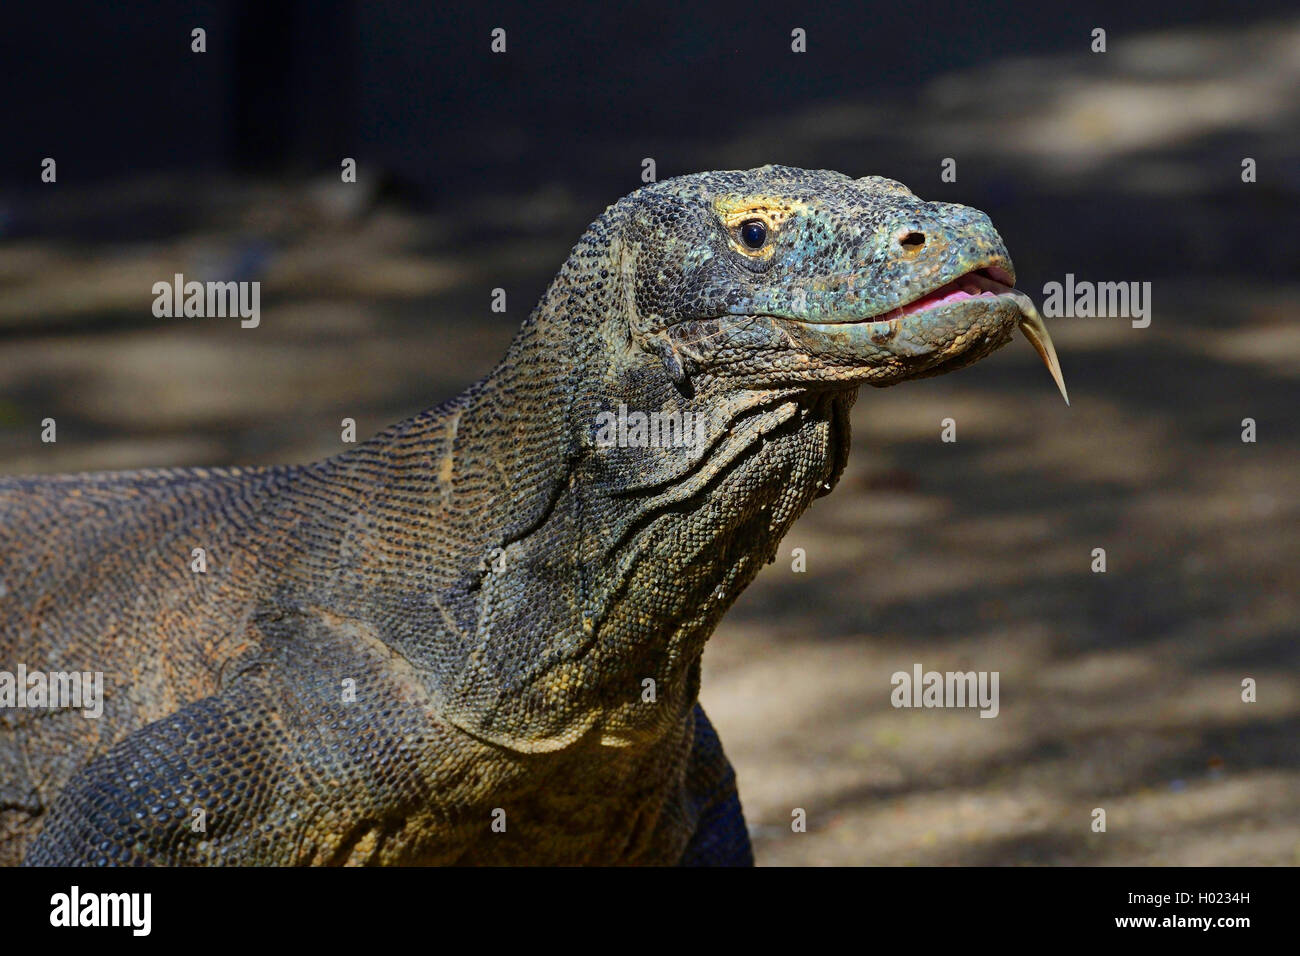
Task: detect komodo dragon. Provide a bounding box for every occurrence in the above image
[1,166,1066,866]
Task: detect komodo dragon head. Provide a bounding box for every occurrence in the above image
[605,165,1066,403]
[448,165,1066,749]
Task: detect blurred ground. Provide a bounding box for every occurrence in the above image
[1,17,1297,864]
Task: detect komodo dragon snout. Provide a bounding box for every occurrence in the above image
[617,166,1068,403]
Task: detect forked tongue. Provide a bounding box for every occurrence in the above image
[1007,291,1069,406]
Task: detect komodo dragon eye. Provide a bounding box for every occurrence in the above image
[739,219,768,248]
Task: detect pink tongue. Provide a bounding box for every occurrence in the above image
[904,287,975,313]
[899,283,980,316]
[896,272,1012,316]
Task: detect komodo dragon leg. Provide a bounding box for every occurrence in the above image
[23,610,484,866]
[677,704,753,866]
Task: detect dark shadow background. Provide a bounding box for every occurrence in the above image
[1,0,1297,864]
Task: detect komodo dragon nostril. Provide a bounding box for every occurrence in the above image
[898,230,925,251]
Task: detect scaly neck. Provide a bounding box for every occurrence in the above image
[317,239,852,752]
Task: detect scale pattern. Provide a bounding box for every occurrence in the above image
[1,166,1024,865]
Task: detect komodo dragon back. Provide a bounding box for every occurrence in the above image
[1,166,1064,865]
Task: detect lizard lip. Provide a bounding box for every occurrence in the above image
[781,262,1069,405]
[877,266,1016,322]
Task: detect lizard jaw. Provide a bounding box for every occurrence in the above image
[784,269,1069,405]
[887,268,1069,406]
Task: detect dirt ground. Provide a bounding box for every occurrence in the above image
[2,17,1296,865]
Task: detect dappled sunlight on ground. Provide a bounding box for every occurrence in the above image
[702,314,1298,863]
[1,14,1295,866]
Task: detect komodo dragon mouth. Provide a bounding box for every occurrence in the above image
[877,266,1018,321]
[883,265,1069,405]
[775,261,1069,405]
